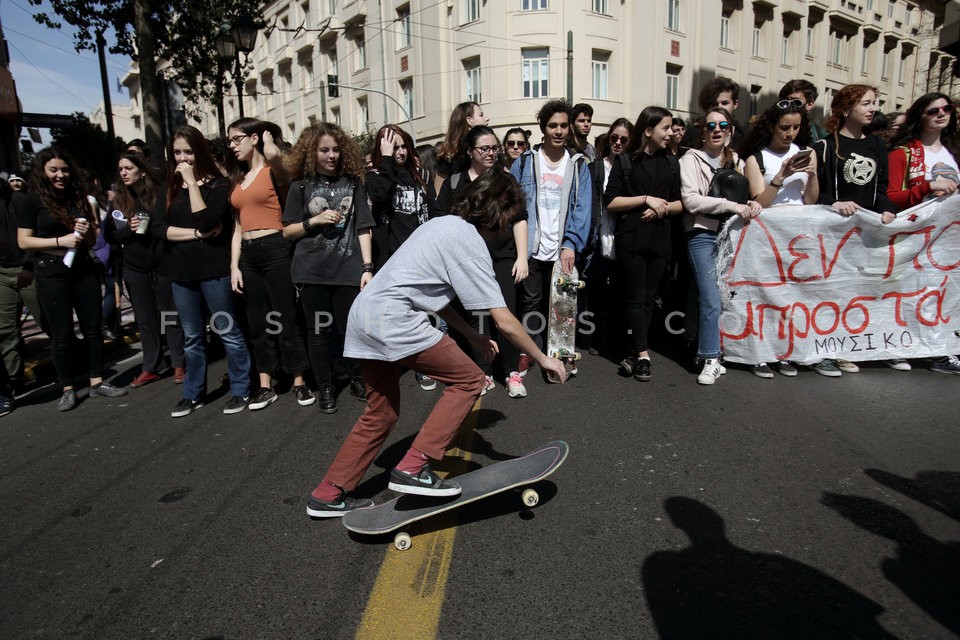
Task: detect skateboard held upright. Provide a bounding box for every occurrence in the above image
[546,263,584,383]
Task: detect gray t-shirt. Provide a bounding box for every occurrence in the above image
[344,215,506,361]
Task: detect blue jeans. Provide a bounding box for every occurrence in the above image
[686,230,722,359]
[171,276,251,401]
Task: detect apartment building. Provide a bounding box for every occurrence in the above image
[162,0,954,144]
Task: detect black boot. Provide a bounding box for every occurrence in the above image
[317,383,338,414]
[349,377,367,402]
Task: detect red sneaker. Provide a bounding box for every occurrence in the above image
[130,371,162,388]
[173,367,186,384]
[518,353,536,378]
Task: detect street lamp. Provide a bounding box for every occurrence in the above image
[215,16,260,126]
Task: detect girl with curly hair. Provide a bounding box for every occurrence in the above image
[282,123,375,413]
[17,147,127,411]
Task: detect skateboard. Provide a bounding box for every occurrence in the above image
[342,440,569,551]
[546,262,584,383]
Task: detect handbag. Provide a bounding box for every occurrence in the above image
[707,167,750,205]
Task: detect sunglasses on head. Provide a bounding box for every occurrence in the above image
[704,121,731,132]
[610,134,629,144]
[925,104,955,117]
[776,99,805,110]
[505,140,527,149]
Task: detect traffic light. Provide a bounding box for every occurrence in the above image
[327,75,339,98]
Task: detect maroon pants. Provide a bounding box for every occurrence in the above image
[319,335,486,492]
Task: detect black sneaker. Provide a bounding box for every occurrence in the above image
[222,395,249,414]
[0,393,12,417]
[634,358,652,382]
[317,383,337,414]
[293,385,316,407]
[90,381,128,398]
[388,464,462,497]
[58,389,77,412]
[349,377,366,402]
[248,387,278,411]
[171,398,203,418]
[619,355,639,377]
[306,493,375,518]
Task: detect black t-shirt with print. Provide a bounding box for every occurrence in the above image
[283,174,376,286]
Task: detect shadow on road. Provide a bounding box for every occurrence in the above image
[822,492,960,636]
[641,496,898,639]
[865,469,960,524]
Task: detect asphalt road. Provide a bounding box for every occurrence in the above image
[1,340,958,639]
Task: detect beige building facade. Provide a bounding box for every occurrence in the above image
[174,0,954,145]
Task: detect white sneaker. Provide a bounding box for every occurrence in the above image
[506,371,527,398]
[480,375,496,396]
[697,359,726,385]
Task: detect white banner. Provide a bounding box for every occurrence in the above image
[717,195,960,365]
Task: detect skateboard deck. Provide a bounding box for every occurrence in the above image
[342,441,569,550]
[546,263,583,383]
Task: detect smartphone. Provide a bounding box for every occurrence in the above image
[792,148,813,162]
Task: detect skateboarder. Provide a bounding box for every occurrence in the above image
[307,169,567,518]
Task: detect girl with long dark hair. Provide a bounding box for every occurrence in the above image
[367,124,431,267]
[106,151,185,388]
[282,123,375,414]
[153,125,252,417]
[17,147,127,410]
[227,118,312,410]
[604,108,682,382]
[886,93,960,375]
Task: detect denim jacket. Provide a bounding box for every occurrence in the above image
[509,146,592,259]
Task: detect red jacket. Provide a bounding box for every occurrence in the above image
[887,139,931,210]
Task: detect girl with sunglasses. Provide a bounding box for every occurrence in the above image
[680,108,762,385]
[604,108,683,382]
[886,93,960,375]
[502,128,530,172]
[586,119,633,356]
[887,93,959,209]
[740,100,818,378]
[227,118,312,411]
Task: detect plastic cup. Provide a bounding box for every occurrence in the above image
[135,212,150,234]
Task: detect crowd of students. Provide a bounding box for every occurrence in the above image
[1,75,958,421]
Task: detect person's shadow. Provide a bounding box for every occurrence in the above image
[864,469,960,524]
[642,497,898,639]
[822,492,960,636]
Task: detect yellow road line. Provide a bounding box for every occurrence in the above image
[355,399,480,640]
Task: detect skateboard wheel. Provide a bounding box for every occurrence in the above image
[573,352,582,361]
[556,278,565,286]
[522,488,539,507]
[576,280,585,290]
[394,532,412,551]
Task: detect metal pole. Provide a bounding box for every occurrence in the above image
[320,80,328,123]
[216,59,226,138]
[235,56,245,118]
[334,82,417,145]
[566,31,573,103]
[96,31,116,142]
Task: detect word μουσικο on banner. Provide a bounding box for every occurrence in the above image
[716,195,960,365]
